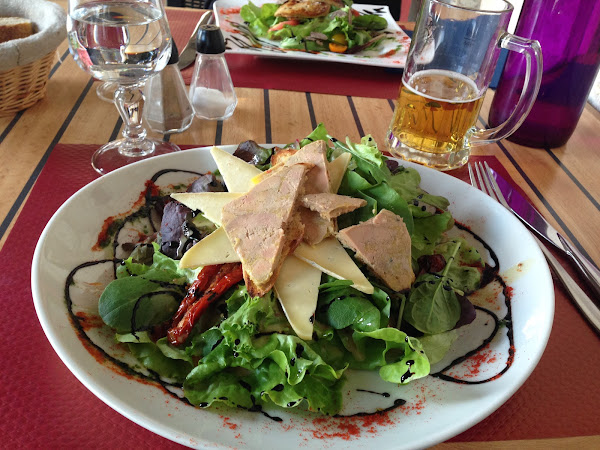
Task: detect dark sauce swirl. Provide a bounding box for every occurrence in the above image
[64,170,514,423]
[430,222,515,384]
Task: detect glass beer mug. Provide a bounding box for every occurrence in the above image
[387,0,543,170]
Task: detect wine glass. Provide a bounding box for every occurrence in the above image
[67,0,180,175]
[96,81,117,103]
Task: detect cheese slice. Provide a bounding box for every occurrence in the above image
[294,238,374,294]
[274,255,321,341]
[250,163,282,185]
[179,227,240,268]
[170,192,242,226]
[210,146,263,193]
[328,152,352,194]
[179,231,373,296]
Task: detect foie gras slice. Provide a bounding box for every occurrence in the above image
[300,193,366,220]
[284,140,331,194]
[287,140,334,245]
[337,209,414,292]
[221,163,310,297]
[298,192,366,245]
[251,140,331,194]
[299,208,331,246]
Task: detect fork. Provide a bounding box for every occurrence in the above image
[469,161,600,334]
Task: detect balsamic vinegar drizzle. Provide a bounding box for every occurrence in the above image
[356,389,391,398]
[334,399,407,418]
[430,223,515,384]
[64,169,515,424]
[65,258,186,396]
[65,170,200,403]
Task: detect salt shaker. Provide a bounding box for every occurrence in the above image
[143,40,195,134]
[189,24,237,120]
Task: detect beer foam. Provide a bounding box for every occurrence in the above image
[403,69,482,104]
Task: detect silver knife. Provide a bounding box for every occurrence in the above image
[177,10,214,71]
[490,167,600,300]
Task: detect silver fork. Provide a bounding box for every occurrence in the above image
[469,161,600,334]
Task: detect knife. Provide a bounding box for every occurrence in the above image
[177,10,214,71]
[490,167,600,300]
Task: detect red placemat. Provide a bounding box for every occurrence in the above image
[166,9,403,99]
[0,144,598,448]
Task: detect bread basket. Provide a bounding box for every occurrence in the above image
[0,0,66,116]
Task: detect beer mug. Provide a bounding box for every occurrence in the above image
[387,0,543,170]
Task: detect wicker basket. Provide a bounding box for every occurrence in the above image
[0,51,56,116]
[0,0,66,116]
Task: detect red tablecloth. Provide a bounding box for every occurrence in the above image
[0,143,598,447]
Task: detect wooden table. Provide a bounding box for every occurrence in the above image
[1,2,599,449]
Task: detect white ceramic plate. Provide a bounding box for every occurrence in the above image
[32,146,554,449]
[213,0,411,68]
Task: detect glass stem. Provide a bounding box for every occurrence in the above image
[114,83,154,157]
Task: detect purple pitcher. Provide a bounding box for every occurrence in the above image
[489,0,600,148]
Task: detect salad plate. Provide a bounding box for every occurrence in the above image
[32,145,554,449]
[213,0,411,68]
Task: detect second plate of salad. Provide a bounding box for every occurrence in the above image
[213,0,411,68]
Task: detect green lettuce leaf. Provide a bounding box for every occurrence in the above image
[404,241,464,334]
[353,328,430,383]
[300,122,329,147]
[418,330,459,365]
[317,280,381,332]
[183,290,346,415]
[388,166,450,211]
[434,237,484,293]
[411,212,454,260]
[116,332,193,382]
[352,15,388,30]
[99,243,195,334]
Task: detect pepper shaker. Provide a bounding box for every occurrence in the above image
[189,24,237,121]
[143,40,195,134]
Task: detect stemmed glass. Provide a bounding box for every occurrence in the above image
[67,0,180,174]
[96,81,117,102]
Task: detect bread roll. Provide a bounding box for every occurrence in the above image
[0,17,35,44]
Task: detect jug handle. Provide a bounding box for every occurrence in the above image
[470,34,543,146]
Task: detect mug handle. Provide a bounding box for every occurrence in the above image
[470,34,543,146]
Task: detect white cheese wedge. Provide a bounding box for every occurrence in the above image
[328,152,352,194]
[210,146,263,193]
[170,192,242,226]
[179,227,240,268]
[294,238,374,294]
[274,255,321,341]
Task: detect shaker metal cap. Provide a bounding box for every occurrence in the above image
[167,39,180,65]
[196,24,226,54]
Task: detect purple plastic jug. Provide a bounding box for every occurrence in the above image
[489,0,600,148]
